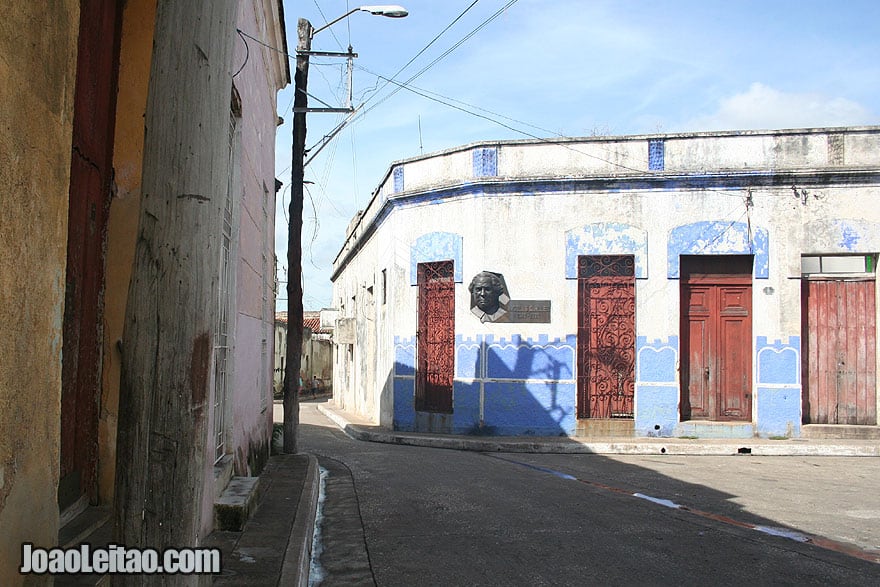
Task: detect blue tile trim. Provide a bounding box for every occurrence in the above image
[473,147,498,177]
[565,223,648,279]
[393,165,404,193]
[668,221,769,278]
[410,232,463,284]
[333,171,877,283]
[648,139,665,171]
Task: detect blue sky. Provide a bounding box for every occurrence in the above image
[274,0,880,311]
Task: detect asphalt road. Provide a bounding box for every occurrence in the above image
[297,402,880,586]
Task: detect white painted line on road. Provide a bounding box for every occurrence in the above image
[633,493,682,509]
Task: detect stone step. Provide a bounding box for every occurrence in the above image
[574,418,635,438]
[214,476,261,532]
[801,424,880,440]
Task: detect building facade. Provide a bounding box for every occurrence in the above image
[0,0,288,580]
[274,310,336,396]
[331,127,880,440]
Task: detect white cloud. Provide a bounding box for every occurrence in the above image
[683,83,875,132]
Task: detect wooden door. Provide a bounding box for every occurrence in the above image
[802,278,877,425]
[577,256,636,419]
[59,0,123,511]
[416,261,455,413]
[681,256,752,421]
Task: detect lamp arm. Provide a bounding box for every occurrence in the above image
[310,7,359,38]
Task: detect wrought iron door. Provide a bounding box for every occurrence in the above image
[416,261,455,413]
[577,256,636,419]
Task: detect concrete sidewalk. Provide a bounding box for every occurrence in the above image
[207,453,319,586]
[316,401,880,457]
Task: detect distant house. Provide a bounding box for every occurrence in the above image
[0,0,288,577]
[275,309,336,396]
[331,127,880,440]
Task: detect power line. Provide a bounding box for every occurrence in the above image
[358,0,482,107]
[354,0,520,123]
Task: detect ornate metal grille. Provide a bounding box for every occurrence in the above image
[577,255,636,419]
[416,261,455,413]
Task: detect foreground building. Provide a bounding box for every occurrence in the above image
[331,127,879,440]
[0,1,287,580]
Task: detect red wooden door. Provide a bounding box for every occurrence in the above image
[59,0,123,511]
[681,257,752,421]
[577,256,636,419]
[802,278,877,425]
[416,261,455,413]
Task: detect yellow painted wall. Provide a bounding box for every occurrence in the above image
[0,1,80,582]
[99,0,157,506]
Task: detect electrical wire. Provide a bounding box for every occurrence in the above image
[354,0,519,122]
[358,0,482,107]
[233,29,249,77]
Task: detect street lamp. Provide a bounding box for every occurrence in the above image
[283,7,408,454]
[312,5,408,37]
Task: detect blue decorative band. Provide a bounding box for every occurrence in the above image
[410,232,463,284]
[565,223,648,279]
[668,221,769,278]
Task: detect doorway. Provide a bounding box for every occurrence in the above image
[59,0,123,513]
[801,255,876,425]
[416,261,455,413]
[576,255,636,419]
[680,255,753,421]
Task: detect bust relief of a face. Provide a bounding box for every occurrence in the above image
[471,274,501,314]
[468,271,508,322]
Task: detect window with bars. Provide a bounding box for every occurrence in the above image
[214,100,240,464]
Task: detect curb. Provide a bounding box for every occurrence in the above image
[316,404,880,457]
[280,453,320,587]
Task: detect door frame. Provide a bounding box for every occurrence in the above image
[415,260,455,413]
[801,274,877,425]
[576,255,636,419]
[680,255,753,422]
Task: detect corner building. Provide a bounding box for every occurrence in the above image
[331,127,880,440]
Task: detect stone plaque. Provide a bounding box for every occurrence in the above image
[507,300,551,323]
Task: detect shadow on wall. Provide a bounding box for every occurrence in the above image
[393,335,576,436]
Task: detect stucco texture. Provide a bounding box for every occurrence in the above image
[0,1,80,581]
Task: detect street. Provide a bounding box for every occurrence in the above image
[295,401,880,586]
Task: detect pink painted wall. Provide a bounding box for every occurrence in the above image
[200,0,288,537]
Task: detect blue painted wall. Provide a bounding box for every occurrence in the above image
[635,336,680,437]
[668,221,769,278]
[473,147,498,177]
[756,336,801,437]
[564,223,648,279]
[395,333,577,435]
[410,232,463,284]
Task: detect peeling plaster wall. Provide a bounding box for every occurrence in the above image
[334,128,880,438]
[0,2,80,581]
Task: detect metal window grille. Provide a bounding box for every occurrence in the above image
[214,111,237,463]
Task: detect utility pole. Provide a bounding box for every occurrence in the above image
[283,18,312,454]
[115,0,236,568]
[282,7,406,453]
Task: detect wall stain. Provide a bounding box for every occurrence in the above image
[190,332,211,416]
